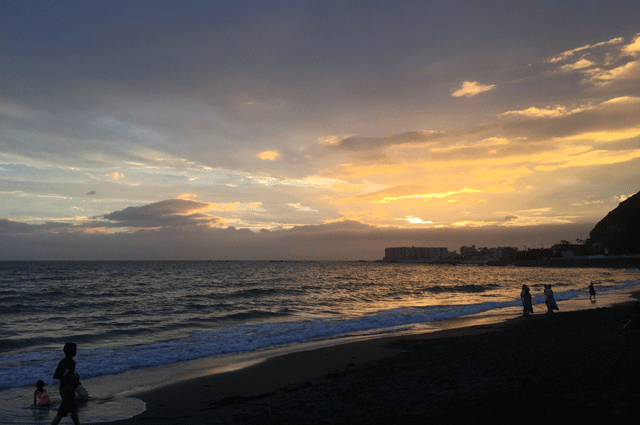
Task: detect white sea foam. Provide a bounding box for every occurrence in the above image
[3,279,639,391]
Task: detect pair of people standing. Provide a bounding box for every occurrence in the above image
[520,285,534,316]
[520,284,559,316]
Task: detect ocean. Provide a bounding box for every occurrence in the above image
[1,261,640,423]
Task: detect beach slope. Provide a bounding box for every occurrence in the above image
[113,300,640,425]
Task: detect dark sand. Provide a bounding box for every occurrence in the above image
[113,296,640,425]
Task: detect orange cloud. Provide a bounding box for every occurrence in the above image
[552,149,640,168]
[337,185,481,205]
[502,105,587,118]
[257,150,281,160]
[451,81,496,97]
[177,193,199,200]
[582,60,640,86]
[553,127,640,142]
[621,32,640,55]
[559,58,595,72]
[105,171,124,180]
[398,216,433,224]
[547,37,624,63]
[330,183,361,192]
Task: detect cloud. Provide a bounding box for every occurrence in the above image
[581,60,640,86]
[0,218,74,234]
[502,105,587,118]
[621,32,640,55]
[451,81,496,97]
[330,183,361,192]
[325,131,445,151]
[101,199,225,228]
[287,203,319,212]
[106,172,124,180]
[497,96,640,140]
[0,218,596,260]
[546,33,640,87]
[316,135,347,147]
[553,127,640,143]
[310,92,639,227]
[257,151,282,161]
[616,193,634,202]
[176,193,199,200]
[547,37,624,63]
[546,149,640,168]
[398,216,433,224]
[558,58,595,72]
[338,185,481,205]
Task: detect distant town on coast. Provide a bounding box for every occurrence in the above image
[381,190,640,268]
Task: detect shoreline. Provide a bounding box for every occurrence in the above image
[108,290,640,425]
[380,256,640,268]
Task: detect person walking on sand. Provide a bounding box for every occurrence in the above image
[544,284,559,314]
[589,281,596,303]
[51,342,81,425]
[520,284,533,317]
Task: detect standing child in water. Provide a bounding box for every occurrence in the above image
[51,342,81,425]
[33,380,51,407]
[589,281,597,302]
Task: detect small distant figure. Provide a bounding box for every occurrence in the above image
[544,284,559,314]
[51,342,81,425]
[520,284,533,317]
[33,380,52,408]
[589,281,597,303]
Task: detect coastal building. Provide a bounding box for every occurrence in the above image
[496,246,519,262]
[459,245,476,258]
[551,242,586,257]
[459,245,518,262]
[383,246,450,262]
[383,245,518,264]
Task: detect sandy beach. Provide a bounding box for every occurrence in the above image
[108,293,640,425]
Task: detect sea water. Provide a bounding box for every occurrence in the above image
[1,261,639,423]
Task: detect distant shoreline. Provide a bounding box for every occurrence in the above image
[379,255,640,268]
[513,256,640,268]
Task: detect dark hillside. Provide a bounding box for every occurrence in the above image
[588,191,640,255]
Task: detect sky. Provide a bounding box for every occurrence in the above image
[1,0,640,260]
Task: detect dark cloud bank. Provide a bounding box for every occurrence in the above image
[0,219,592,261]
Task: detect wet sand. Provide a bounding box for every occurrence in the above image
[111,293,640,425]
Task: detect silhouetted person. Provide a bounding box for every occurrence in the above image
[544,284,559,314]
[589,281,596,303]
[51,342,81,425]
[33,380,51,408]
[520,284,533,316]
